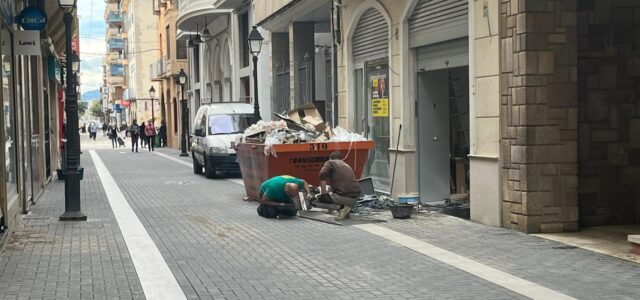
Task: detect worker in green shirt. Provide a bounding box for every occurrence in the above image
[257,175,310,218]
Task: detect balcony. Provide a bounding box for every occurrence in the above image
[107,12,123,27]
[106,53,128,65]
[108,38,125,50]
[176,0,231,32]
[110,64,125,76]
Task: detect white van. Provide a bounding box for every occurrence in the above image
[191,103,254,178]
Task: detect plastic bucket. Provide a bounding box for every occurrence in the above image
[398,193,419,204]
[390,204,415,219]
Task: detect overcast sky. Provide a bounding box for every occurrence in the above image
[78,0,106,94]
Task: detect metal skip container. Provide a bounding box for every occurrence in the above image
[236,141,374,200]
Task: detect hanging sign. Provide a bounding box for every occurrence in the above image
[16,7,47,31]
[14,30,41,56]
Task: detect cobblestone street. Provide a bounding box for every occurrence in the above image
[1,135,639,300]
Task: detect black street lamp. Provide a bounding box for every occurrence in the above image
[148,86,156,124]
[178,69,188,157]
[247,25,263,119]
[58,0,86,221]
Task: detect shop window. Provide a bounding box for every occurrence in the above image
[1,28,17,197]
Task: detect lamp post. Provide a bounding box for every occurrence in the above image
[148,86,156,123]
[178,69,188,156]
[247,25,264,119]
[58,0,86,221]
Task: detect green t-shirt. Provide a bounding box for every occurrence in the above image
[259,175,304,203]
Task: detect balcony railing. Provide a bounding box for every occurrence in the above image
[110,64,125,76]
[155,57,165,78]
[107,12,123,26]
[108,38,125,50]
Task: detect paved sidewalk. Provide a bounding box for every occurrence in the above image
[0,152,144,300]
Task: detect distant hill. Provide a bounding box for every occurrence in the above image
[81,89,100,101]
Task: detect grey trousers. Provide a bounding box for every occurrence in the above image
[329,194,357,207]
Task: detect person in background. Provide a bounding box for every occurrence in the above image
[257,175,310,218]
[90,122,98,140]
[102,122,108,137]
[319,151,361,220]
[145,120,156,151]
[108,123,119,148]
[128,119,140,153]
[158,121,167,147]
[139,121,147,148]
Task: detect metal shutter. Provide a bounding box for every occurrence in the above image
[352,8,389,63]
[409,0,468,48]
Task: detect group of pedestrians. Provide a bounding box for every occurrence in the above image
[106,120,167,152]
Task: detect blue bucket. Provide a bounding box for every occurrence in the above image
[398,193,419,204]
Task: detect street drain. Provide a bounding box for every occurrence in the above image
[552,245,578,250]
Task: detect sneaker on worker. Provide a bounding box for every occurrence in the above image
[335,206,352,221]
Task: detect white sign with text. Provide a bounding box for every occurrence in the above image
[14,30,41,56]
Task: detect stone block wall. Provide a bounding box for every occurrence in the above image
[577,0,640,226]
[500,0,579,233]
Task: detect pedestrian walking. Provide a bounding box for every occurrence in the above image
[145,121,156,151]
[128,120,140,152]
[108,124,119,148]
[139,122,147,148]
[102,122,108,137]
[90,123,98,140]
[158,121,167,147]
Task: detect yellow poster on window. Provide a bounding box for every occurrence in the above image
[372,98,388,117]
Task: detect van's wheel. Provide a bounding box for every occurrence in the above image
[204,159,216,178]
[193,155,202,174]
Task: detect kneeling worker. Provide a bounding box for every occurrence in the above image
[319,151,361,220]
[258,175,310,218]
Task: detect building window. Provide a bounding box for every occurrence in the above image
[177,40,187,60]
[193,44,200,82]
[240,12,249,68]
[165,25,170,59]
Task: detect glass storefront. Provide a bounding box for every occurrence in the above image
[366,59,390,191]
[354,58,391,192]
[1,26,17,225]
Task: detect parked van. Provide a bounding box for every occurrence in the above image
[191,103,254,178]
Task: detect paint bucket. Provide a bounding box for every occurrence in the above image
[391,204,415,219]
[398,193,419,205]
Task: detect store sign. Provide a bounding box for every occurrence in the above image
[14,30,41,56]
[71,36,79,53]
[16,7,47,31]
[48,56,61,82]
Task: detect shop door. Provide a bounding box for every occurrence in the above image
[365,60,390,190]
[417,69,450,203]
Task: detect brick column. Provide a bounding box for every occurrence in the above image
[500,0,579,233]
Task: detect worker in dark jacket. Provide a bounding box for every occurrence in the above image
[319,151,361,220]
[257,175,310,218]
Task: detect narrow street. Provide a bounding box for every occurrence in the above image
[1,134,639,300]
